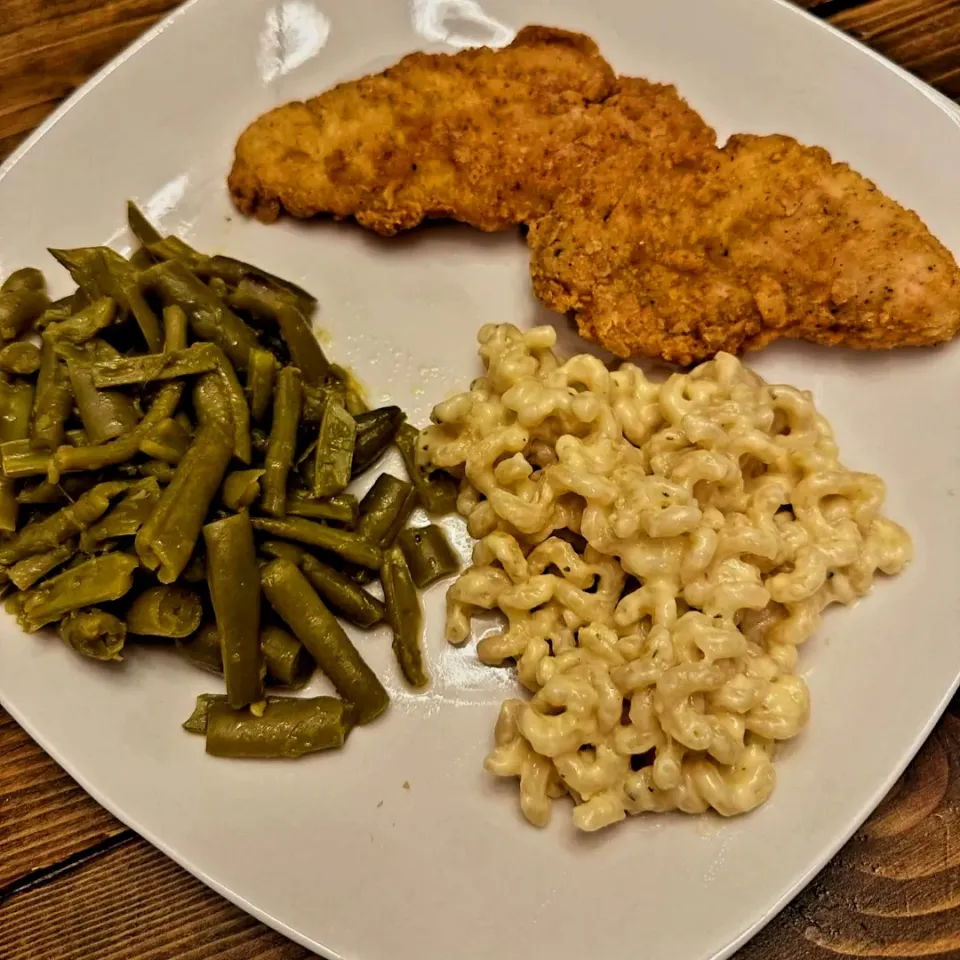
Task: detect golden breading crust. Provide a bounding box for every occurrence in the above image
[529,134,960,364]
[228,26,714,235]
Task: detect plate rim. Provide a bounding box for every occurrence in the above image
[0,3,958,959]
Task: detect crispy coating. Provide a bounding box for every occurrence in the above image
[228,26,714,235]
[529,134,960,364]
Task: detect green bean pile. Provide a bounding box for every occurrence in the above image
[0,203,461,760]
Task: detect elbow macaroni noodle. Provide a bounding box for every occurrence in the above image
[421,324,912,831]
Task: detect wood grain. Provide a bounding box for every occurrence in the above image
[2,0,960,958]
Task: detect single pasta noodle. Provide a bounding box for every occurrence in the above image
[420,324,913,831]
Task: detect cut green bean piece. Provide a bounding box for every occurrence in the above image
[89,343,220,387]
[0,342,40,376]
[0,481,128,565]
[222,469,264,511]
[59,608,127,662]
[139,417,190,464]
[138,460,176,482]
[251,517,382,569]
[163,304,188,351]
[41,297,116,345]
[135,375,233,582]
[1,439,52,478]
[313,395,355,498]
[214,349,252,465]
[0,477,17,532]
[301,380,344,424]
[3,267,45,294]
[396,423,458,515]
[246,347,276,423]
[17,552,138,632]
[352,406,406,476]
[126,200,164,246]
[8,540,76,590]
[143,260,259,371]
[0,288,48,341]
[178,623,223,675]
[0,379,34,444]
[127,585,203,638]
[261,559,388,724]
[261,624,312,686]
[382,545,428,688]
[204,511,264,709]
[398,524,460,588]
[30,341,73,451]
[262,365,301,517]
[287,491,358,525]
[68,362,140,444]
[80,478,161,552]
[17,475,97,506]
[258,540,306,565]
[230,280,328,384]
[205,697,352,758]
[300,554,384,628]
[356,474,416,548]
[182,693,229,734]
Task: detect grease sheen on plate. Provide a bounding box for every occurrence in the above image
[0,2,959,960]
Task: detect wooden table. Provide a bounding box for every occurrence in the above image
[1,0,958,956]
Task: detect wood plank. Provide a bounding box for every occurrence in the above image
[0,839,313,960]
[0,0,180,161]
[0,707,125,890]
[829,0,960,101]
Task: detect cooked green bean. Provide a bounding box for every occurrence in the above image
[251,426,269,457]
[163,303,188,351]
[178,623,223,675]
[143,260,259,371]
[8,540,76,590]
[139,417,190,463]
[261,624,312,686]
[352,405,406,476]
[0,342,40,376]
[251,517,382,569]
[0,478,17,532]
[80,478,161,552]
[68,362,140,444]
[208,257,316,313]
[49,247,161,352]
[31,341,73,451]
[214,349,252,465]
[0,287,48,341]
[230,280,329,384]
[301,380,344,424]
[0,481,128,564]
[287,491,358,525]
[41,297,116,345]
[246,347,276,423]
[313,394,355,497]
[17,475,96,506]
[205,697,352,759]
[59,608,127,662]
[135,374,234,583]
[36,296,76,330]
[258,539,306,565]
[331,364,368,416]
[1,439,52,478]
[398,524,460,588]
[126,200,163,246]
[203,510,264,709]
[300,553,384,628]
[382,544,428,688]
[396,423,458,515]
[0,378,35,444]
[127,585,203,638]
[222,469,264,511]
[182,692,229,733]
[3,267,45,294]
[262,365,301,517]
[17,552,138,631]
[89,343,220,387]
[260,558,388,724]
[356,474,416,548]
[54,338,121,365]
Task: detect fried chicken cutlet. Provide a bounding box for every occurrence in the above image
[228,26,714,235]
[529,134,960,364]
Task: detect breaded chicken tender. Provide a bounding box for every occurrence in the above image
[228,26,713,235]
[529,134,960,364]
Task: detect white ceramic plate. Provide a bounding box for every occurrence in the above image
[2,1,959,958]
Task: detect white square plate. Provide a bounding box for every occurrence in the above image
[1,2,959,958]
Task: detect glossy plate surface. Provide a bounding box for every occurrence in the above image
[1,2,959,958]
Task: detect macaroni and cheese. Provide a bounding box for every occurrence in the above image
[420,324,912,831]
